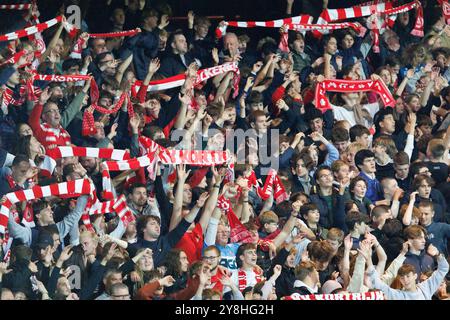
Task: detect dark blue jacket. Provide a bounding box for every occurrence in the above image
[158,52,198,78]
[404,251,435,280]
[309,189,347,232]
[124,28,160,80]
[127,219,191,267]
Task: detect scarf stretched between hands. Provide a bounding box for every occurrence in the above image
[39,146,131,177]
[0,15,77,42]
[101,138,231,200]
[214,15,313,39]
[314,1,423,52]
[0,179,93,234]
[131,62,241,99]
[315,78,395,114]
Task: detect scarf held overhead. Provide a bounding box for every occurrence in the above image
[315,78,395,113]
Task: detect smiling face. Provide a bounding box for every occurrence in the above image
[42,102,61,128]
[216,224,230,246]
[18,123,33,137]
[131,186,148,208]
[399,272,417,291]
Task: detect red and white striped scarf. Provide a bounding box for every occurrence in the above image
[131,62,241,99]
[40,122,72,149]
[70,29,141,59]
[5,174,35,228]
[284,291,384,300]
[101,138,231,199]
[215,15,313,39]
[314,1,423,52]
[315,78,395,113]
[40,146,131,177]
[237,268,263,292]
[0,179,94,234]
[0,15,77,42]
[0,49,28,67]
[0,4,32,10]
[85,194,135,229]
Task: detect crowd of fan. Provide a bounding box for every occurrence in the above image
[0,0,449,300]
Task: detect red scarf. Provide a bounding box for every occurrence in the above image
[247,169,288,204]
[315,79,395,113]
[237,268,263,292]
[215,15,313,39]
[5,174,36,228]
[217,195,255,244]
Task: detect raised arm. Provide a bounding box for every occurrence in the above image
[272,200,301,248]
[169,164,191,231]
[199,167,225,233]
[402,192,418,226]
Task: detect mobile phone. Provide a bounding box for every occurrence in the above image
[30,275,39,292]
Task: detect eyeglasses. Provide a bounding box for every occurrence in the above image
[319,173,333,179]
[203,256,219,260]
[44,109,60,115]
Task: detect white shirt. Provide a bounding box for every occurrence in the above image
[331,102,380,128]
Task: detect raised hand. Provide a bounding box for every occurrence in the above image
[291,200,302,215]
[0,262,11,275]
[104,243,117,261]
[427,244,439,257]
[39,87,51,105]
[409,191,418,203]
[196,192,210,208]
[276,99,289,111]
[220,275,233,287]
[129,113,141,134]
[148,58,160,75]
[28,261,38,273]
[212,48,219,65]
[344,234,353,251]
[187,10,195,27]
[160,275,175,287]
[159,14,170,29]
[176,164,191,182]
[59,245,74,263]
[357,239,372,260]
[273,264,282,278]
[400,242,410,255]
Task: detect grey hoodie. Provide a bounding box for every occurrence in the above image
[367,255,449,300]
